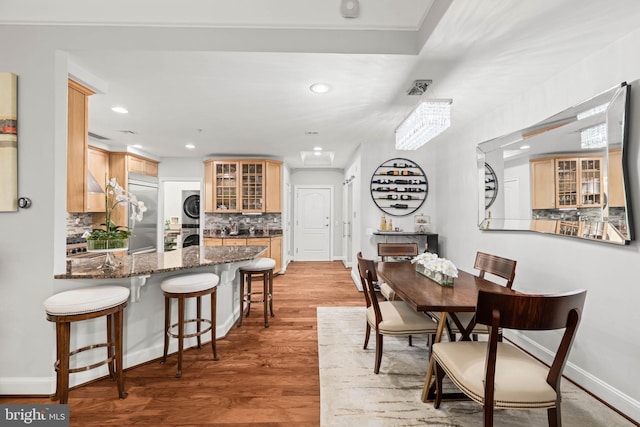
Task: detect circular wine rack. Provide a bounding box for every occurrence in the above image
[485,163,498,209]
[370,158,428,216]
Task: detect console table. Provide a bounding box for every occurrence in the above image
[372,231,438,254]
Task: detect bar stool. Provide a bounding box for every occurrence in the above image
[43,285,130,404]
[160,272,219,378]
[238,258,275,328]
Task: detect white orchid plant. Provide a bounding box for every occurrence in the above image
[411,252,459,278]
[83,178,147,241]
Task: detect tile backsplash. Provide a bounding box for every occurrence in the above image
[66,212,93,237]
[204,213,282,233]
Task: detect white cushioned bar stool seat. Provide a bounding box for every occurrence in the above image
[238,257,276,328]
[160,272,220,378]
[43,285,130,404]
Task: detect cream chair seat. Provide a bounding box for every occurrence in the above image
[357,252,437,374]
[433,341,557,408]
[432,288,587,426]
[367,300,437,336]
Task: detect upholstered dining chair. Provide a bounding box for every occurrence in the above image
[356,252,438,374]
[441,251,517,341]
[376,242,419,301]
[432,288,587,427]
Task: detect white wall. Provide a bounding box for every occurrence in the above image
[357,141,439,259]
[429,28,640,421]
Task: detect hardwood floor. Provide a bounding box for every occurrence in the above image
[1,261,363,426]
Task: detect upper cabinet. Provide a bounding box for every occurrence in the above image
[204,159,282,213]
[531,155,603,210]
[530,158,556,209]
[128,154,158,176]
[67,79,98,213]
[86,147,109,212]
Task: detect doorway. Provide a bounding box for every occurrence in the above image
[294,186,333,261]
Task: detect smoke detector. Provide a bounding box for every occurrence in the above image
[407,80,433,96]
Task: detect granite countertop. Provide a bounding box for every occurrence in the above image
[55,245,267,280]
[203,229,283,239]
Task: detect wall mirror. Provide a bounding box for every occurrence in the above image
[477,82,633,245]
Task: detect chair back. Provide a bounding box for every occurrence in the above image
[377,242,418,261]
[356,252,382,322]
[476,289,587,390]
[474,251,517,288]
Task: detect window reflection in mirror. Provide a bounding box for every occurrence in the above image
[476,82,632,245]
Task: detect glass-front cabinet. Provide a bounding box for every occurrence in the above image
[204,159,282,213]
[555,157,602,208]
[213,161,239,211]
[241,161,264,212]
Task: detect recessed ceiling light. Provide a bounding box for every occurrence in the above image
[313,151,322,156]
[520,145,530,150]
[313,146,323,151]
[185,143,196,149]
[310,83,331,94]
[111,106,129,114]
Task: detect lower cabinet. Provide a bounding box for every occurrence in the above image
[204,236,282,273]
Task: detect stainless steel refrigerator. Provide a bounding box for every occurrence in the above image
[127,172,159,254]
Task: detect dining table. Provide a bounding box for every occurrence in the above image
[376,261,518,402]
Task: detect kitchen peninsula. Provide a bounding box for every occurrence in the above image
[53,245,267,390]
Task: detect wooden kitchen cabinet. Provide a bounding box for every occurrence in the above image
[86,147,109,212]
[556,156,602,208]
[265,160,282,212]
[241,161,265,212]
[67,79,96,213]
[223,238,247,246]
[128,155,158,176]
[608,148,625,207]
[531,155,603,209]
[204,237,223,246]
[270,235,282,272]
[530,158,556,209]
[204,159,282,213]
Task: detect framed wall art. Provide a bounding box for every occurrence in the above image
[0,72,18,212]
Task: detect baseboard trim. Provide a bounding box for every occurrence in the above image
[0,312,238,396]
[507,332,640,424]
[350,268,362,291]
[0,377,54,396]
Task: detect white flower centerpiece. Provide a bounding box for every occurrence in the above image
[83,178,147,271]
[411,252,458,287]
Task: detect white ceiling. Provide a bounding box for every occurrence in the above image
[4,0,640,169]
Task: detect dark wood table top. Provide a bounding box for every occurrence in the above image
[376,261,516,313]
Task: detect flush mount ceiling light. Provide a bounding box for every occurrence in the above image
[301,150,335,166]
[185,143,196,149]
[395,99,452,150]
[310,83,331,94]
[111,106,128,114]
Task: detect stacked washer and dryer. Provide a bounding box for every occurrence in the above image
[181,190,200,247]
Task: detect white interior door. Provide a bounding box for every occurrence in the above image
[504,177,520,218]
[294,186,332,261]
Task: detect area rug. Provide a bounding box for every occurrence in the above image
[318,306,633,427]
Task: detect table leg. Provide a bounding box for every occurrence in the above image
[422,311,448,402]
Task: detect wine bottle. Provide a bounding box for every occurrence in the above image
[390,203,409,209]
